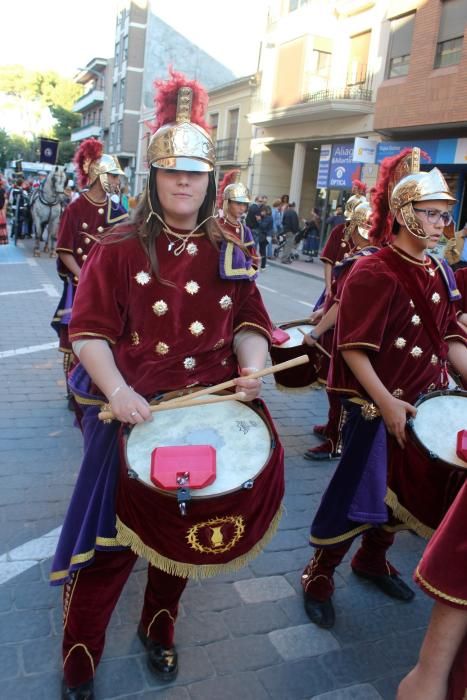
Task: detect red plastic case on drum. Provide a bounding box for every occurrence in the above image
[150,445,217,490]
[271,328,290,345]
[456,430,467,463]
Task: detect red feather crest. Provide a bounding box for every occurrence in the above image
[74,138,103,188]
[217,169,240,208]
[369,147,430,244]
[151,67,211,133]
[352,179,367,194]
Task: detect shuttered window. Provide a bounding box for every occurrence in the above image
[387,13,415,78]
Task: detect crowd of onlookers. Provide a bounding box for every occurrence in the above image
[243,189,467,273]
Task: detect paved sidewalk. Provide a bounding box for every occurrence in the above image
[267,256,325,282]
[0,240,430,700]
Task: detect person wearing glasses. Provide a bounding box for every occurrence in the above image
[301,147,467,630]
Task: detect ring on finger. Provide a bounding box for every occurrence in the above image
[130,410,138,417]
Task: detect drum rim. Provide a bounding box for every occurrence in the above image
[408,388,467,471]
[123,397,275,498]
[272,319,313,347]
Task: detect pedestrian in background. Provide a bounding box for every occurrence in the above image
[280,201,299,264]
[258,204,273,269]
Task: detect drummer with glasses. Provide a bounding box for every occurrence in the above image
[51,70,284,700]
[301,147,467,631]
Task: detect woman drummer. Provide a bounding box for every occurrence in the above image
[51,70,282,700]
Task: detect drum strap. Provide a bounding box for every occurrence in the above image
[381,248,448,361]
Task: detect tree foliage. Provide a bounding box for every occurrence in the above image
[0,66,83,165]
[0,65,82,110]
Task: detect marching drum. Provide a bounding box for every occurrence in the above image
[408,389,467,471]
[388,389,467,536]
[271,320,322,389]
[116,398,284,578]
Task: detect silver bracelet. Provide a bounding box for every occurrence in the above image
[108,383,126,400]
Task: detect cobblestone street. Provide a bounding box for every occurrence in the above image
[0,241,430,699]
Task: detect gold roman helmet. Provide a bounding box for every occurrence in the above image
[344,194,366,221]
[223,182,250,206]
[348,200,372,241]
[147,87,215,172]
[390,147,456,239]
[88,154,125,195]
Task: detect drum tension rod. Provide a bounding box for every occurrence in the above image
[176,472,191,516]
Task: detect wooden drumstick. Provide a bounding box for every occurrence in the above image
[165,354,311,407]
[297,327,332,359]
[98,391,248,422]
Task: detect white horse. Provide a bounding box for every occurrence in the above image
[30,166,67,256]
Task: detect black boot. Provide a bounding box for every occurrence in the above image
[61,679,94,700]
[137,624,178,681]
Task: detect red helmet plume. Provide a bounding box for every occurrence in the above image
[369,148,430,244]
[352,179,367,195]
[151,67,211,133]
[217,170,240,208]
[74,138,103,189]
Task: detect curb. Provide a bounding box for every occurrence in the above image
[265,259,325,283]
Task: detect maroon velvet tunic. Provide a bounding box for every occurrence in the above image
[329,246,466,405]
[56,194,127,283]
[320,223,352,265]
[415,482,467,700]
[69,231,272,396]
[455,267,467,315]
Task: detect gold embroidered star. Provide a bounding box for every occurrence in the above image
[392,388,404,398]
[428,268,436,277]
[84,237,91,244]
[131,331,140,346]
[135,271,151,286]
[431,292,441,304]
[98,208,104,215]
[152,300,168,316]
[184,356,196,370]
[409,299,415,308]
[219,295,233,310]
[410,346,423,358]
[155,342,169,355]
[189,321,205,336]
[82,222,88,230]
[431,354,438,365]
[186,243,198,256]
[213,338,225,350]
[394,337,407,349]
[185,280,200,295]
[411,314,421,326]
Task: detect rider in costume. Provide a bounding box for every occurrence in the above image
[52,140,127,403]
[51,70,284,700]
[301,147,467,630]
[303,200,379,461]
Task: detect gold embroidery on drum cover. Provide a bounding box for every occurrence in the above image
[187,516,245,554]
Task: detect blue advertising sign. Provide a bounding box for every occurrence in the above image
[316,144,331,188]
[328,144,362,189]
[375,139,459,165]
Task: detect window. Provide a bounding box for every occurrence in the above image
[435,0,467,68]
[312,50,332,79]
[289,0,311,11]
[387,13,415,78]
[123,35,128,62]
[273,36,307,107]
[209,113,218,142]
[115,42,120,66]
[347,31,371,85]
[227,109,239,141]
[112,83,118,108]
[435,36,463,67]
[120,78,126,104]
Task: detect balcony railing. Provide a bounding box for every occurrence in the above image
[215,138,238,161]
[302,68,374,104]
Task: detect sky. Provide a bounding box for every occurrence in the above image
[3,0,269,79]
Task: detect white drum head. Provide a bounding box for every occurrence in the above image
[412,393,467,468]
[126,400,272,496]
[280,324,314,348]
